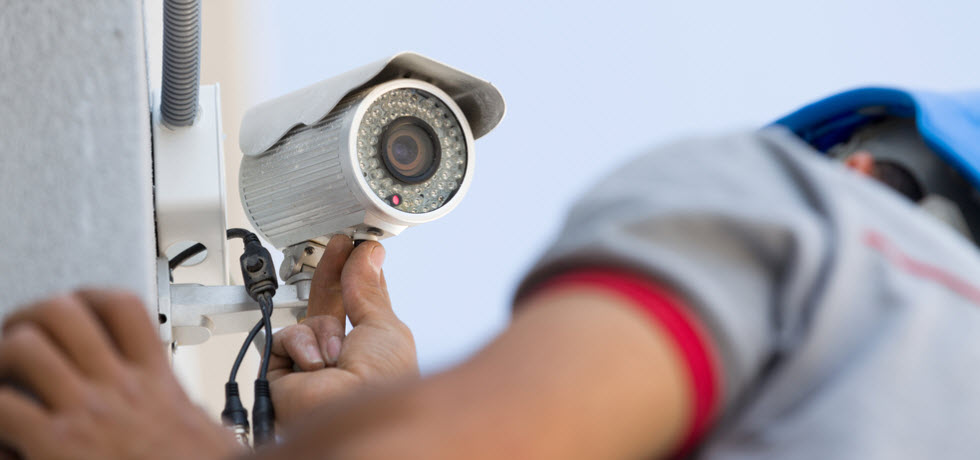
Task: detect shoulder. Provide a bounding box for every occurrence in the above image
[565,127,833,232]
[517,127,844,412]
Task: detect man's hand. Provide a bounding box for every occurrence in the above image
[268,235,419,426]
[0,290,238,460]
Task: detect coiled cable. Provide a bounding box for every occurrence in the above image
[160,0,202,127]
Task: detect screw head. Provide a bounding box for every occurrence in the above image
[304,246,315,256]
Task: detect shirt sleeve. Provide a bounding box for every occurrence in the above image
[514,128,835,423]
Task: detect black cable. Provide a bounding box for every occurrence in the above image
[251,292,276,446]
[229,319,265,383]
[168,228,255,271]
[188,227,277,446]
[168,242,206,271]
[226,227,252,241]
[258,294,273,380]
[221,316,263,442]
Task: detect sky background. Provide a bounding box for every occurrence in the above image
[210,0,980,374]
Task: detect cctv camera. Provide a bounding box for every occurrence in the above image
[238,52,504,284]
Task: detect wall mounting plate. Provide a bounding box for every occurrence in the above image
[152,84,229,286]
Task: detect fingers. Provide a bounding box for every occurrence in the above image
[266,354,294,381]
[269,316,346,381]
[3,294,124,382]
[340,241,394,327]
[308,235,355,325]
[75,290,167,371]
[0,386,48,452]
[303,316,345,365]
[271,324,326,372]
[0,324,85,410]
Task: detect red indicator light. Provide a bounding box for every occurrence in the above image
[390,194,401,206]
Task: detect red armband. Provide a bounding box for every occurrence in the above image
[532,269,722,456]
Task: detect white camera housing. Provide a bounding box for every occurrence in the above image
[238,52,505,251]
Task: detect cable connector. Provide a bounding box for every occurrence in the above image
[239,233,278,301]
[252,378,276,447]
[220,382,250,447]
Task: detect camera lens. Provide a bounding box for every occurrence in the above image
[356,86,467,214]
[380,117,440,184]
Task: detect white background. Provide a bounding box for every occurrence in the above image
[224,0,980,373]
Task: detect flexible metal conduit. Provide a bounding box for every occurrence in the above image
[160,0,202,127]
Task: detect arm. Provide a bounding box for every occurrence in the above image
[264,272,703,459]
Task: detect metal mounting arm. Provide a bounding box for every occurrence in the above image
[157,258,309,345]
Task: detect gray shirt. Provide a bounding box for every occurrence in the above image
[518,126,980,459]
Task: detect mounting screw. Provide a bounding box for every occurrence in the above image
[304,246,315,256]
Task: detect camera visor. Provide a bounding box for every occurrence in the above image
[380,117,440,184]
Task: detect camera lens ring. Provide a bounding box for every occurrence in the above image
[379,116,441,184]
[356,85,469,214]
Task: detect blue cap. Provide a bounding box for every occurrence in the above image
[773,87,980,188]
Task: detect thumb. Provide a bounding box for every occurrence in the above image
[307,234,354,322]
[340,241,392,326]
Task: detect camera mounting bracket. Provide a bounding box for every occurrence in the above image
[153,84,229,286]
[158,257,309,346]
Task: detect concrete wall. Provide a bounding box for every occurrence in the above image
[0,1,156,317]
[0,0,263,418]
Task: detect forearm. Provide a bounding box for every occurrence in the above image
[418,287,692,459]
[259,286,692,459]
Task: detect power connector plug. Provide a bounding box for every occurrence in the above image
[220,382,250,447]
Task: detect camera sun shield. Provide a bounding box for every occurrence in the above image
[238,53,503,249]
[239,52,504,158]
